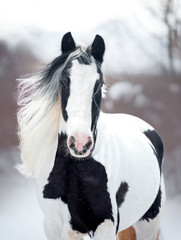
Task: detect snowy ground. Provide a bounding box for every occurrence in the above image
[0,149,45,240]
[0,149,181,240]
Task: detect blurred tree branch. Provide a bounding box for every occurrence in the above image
[147,0,181,75]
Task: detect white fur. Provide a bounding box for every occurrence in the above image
[133,176,165,240]
[18,46,164,240]
[65,59,99,152]
[17,91,61,176]
[94,113,161,231]
[66,59,99,134]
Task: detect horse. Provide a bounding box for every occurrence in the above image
[17,32,165,240]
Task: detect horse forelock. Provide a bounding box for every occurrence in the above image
[17,47,84,129]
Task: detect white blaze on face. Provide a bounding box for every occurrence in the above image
[66,59,99,157]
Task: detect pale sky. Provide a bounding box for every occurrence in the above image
[1,0,177,74]
[0,0,160,35]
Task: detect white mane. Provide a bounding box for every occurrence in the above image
[17,48,81,176]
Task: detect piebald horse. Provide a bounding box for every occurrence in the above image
[17,32,165,240]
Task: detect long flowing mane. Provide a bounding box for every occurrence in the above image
[17,47,83,176]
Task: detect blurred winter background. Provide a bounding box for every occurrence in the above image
[0,0,181,239]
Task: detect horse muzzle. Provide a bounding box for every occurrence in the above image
[67,133,94,158]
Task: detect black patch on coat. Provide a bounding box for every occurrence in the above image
[116,182,129,208]
[43,133,114,235]
[144,130,164,171]
[140,188,162,222]
[61,80,70,121]
[60,62,72,121]
[116,211,120,235]
[115,182,129,233]
[91,80,102,131]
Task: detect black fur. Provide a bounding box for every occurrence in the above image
[77,51,92,65]
[43,54,69,81]
[60,62,73,121]
[140,130,163,221]
[90,35,105,64]
[91,80,103,130]
[115,182,129,233]
[144,130,164,171]
[61,79,70,121]
[61,32,76,54]
[43,133,114,235]
[116,212,120,235]
[116,182,129,208]
[140,188,162,222]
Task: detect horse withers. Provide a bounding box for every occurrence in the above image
[17,32,165,240]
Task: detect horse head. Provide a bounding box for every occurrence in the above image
[59,32,105,158]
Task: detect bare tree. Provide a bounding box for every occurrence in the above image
[162,0,181,74]
[146,0,181,75]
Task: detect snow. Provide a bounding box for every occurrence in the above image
[0,149,45,240]
[161,195,181,240]
[0,149,181,240]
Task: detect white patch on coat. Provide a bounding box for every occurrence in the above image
[93,220,115,240]
[66,59,99,137]
[93,113,160,231]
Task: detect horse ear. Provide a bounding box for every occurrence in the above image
[61,32,76,54]
[90,35,105,64]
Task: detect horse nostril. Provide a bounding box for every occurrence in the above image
[82,148,87,154]
[69,136,76,149]
[83,138,93,151]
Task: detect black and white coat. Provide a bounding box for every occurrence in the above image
[17,33,165,240]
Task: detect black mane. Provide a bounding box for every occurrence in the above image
[44,47,93,81]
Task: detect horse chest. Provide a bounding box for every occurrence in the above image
[43,155,114,234]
